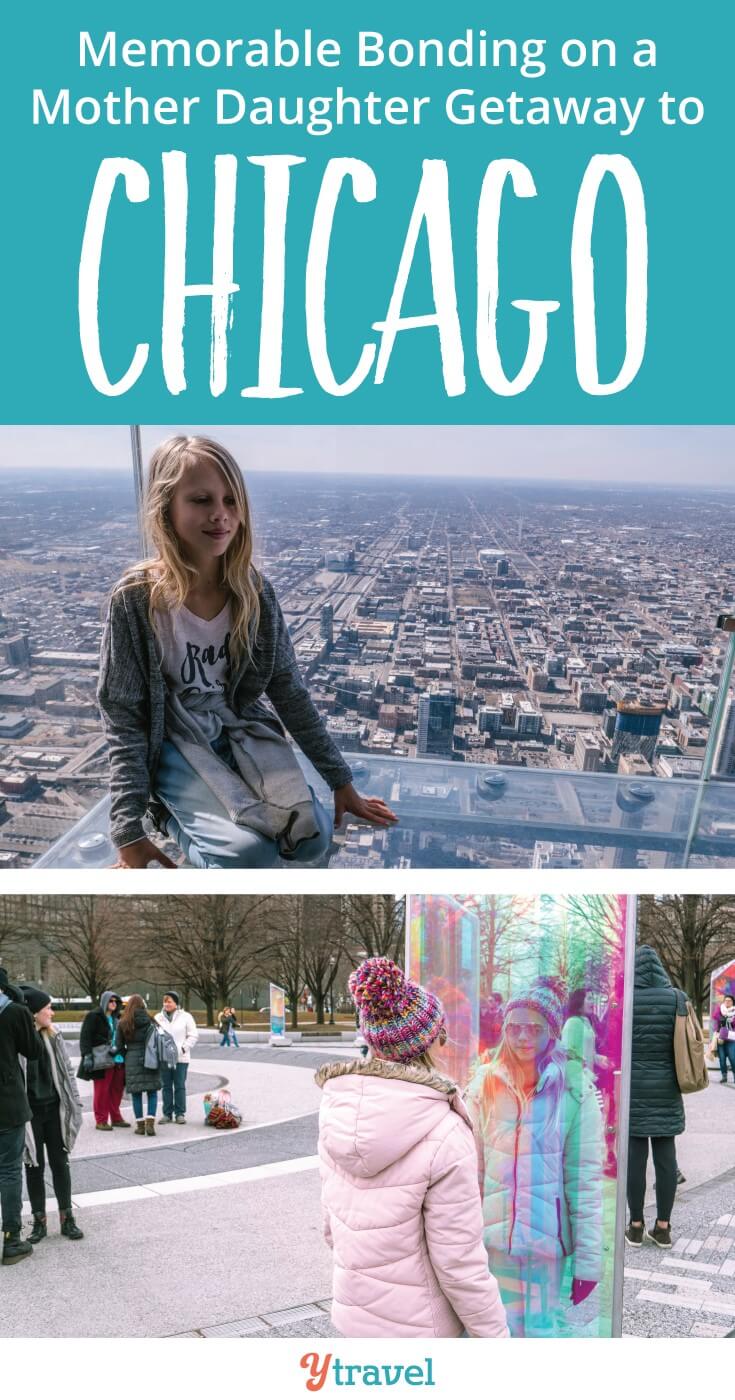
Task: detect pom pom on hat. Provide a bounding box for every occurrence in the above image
[349,957,445,1064]
[350,957,406,1016]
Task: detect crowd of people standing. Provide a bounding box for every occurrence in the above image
[0,970,200,1265]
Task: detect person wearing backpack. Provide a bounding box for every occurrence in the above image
[155,992,199,1124]
[625,946,685,1250]
[0,969,40,1265]
[114,995,161,1136]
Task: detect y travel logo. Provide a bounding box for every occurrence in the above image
[300,1353,436,1390]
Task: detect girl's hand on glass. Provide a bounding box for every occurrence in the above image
[571,1278,597,1306]
[333,784,398,830]
[115,837,177,869]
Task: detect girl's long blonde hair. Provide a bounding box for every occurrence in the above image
[121,435,262,661]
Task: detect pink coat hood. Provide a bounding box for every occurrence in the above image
[316,1058,509,1339]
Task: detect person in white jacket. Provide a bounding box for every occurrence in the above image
[155,993,199,1124]
[465,980,604,1337]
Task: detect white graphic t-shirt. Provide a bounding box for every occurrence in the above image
[156,602,233,704]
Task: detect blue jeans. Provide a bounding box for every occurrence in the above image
[718,1040,735,1080]
[154,739,332,870]
[0,1124,25,1234]
[161,1063,188,1118]
[131,1091,158,1120]
[219,1031,230,1047]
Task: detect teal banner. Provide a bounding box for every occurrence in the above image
[2,1,731,421]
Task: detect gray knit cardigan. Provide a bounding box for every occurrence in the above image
[97,577,353,848]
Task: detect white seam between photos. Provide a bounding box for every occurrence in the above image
[12,867,734,897]
[23,1154,320,1213]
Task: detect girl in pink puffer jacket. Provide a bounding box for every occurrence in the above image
[315,958,509,1339]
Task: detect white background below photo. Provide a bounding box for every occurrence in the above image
[0,1336,732,1389]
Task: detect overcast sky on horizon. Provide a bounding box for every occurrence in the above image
[0,425,732,486]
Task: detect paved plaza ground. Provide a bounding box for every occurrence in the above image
[622,1076,735,1338]
[2,1039,732,1339]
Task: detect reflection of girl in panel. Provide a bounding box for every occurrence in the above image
[465,981,603,1337]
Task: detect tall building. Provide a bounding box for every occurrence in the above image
[500,692,516,728]
[478,705,502,736]
[601,708,618,741]
[611,702,665,767]
[515,701,542,738]
[574,732,603,772]
[320,603,334,647]
[546,651,566,678]
[1,635,31,668]
[417,690,456,757]
[325,548,355,573]
[713,695,735,777]
[527,663,549,692]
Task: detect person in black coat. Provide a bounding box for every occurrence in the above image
[114,995,161,1137]
[79,991,130,1132]
[0,969,40,1265]
[626,945,685,1251]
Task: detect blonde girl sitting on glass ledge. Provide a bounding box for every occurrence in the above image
[98,435,397,869]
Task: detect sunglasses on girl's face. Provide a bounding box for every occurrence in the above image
[506,1022,547,1040]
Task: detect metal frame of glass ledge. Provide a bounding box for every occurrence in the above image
[34,752,735,870]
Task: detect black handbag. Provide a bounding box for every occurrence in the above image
[91,1042,116,1072]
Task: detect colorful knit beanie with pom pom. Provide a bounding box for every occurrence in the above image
[503,979,564,1041]
[348,957,445,1063]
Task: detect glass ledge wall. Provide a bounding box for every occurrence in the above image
[35,751,735,870]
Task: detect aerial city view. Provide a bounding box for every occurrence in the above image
[0,426,733,868]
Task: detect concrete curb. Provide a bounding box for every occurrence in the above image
[58,1025,358,1045]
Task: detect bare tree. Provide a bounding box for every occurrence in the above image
[134,895,274,1025]
[242,978,261,1014]
[0,896,30,977]
[0,894,411,1036]
[342,895,406,965]
[461,894,537,998]
[54,974,78,1011]
[0,894,129,1001]
[255,896,306,1031]
[302,896,347,1025]
[638,894,735,1014]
